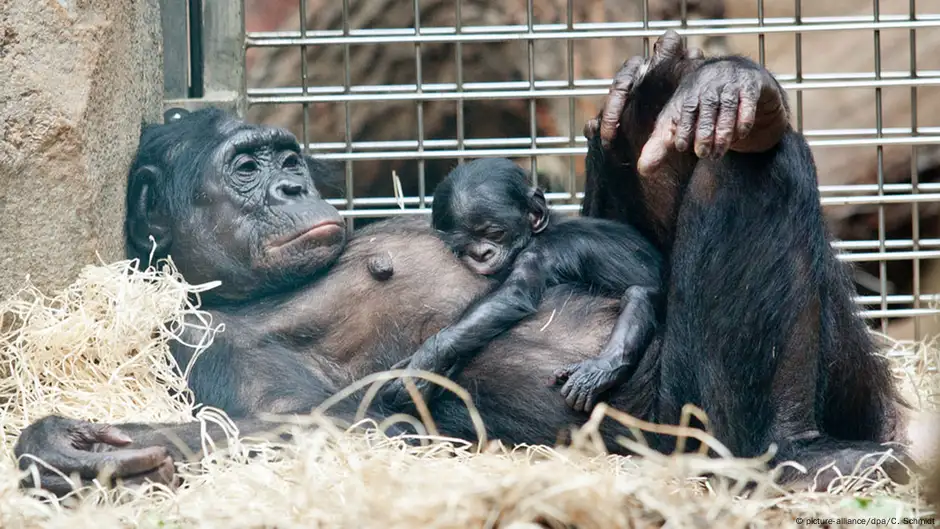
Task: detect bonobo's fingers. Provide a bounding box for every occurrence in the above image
[693,87,721,159]
[713,85,741,158]
[599,56,646,148]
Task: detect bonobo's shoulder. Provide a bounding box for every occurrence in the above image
[350,216,433,238]
[340,216,450,264]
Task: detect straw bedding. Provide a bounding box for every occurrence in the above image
[0,259,937,529]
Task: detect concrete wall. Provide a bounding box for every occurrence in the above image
[0,0,163,298]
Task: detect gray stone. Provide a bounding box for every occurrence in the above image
[0,0,163,298]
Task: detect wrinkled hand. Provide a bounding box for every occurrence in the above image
[379,349,445,411]
[14,415,176,497]
[585,29,704,149]
[554,358,623,413]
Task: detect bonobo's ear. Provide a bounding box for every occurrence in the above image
[528,187,550,234]
[126,165,172,262]
[163,108,190,124]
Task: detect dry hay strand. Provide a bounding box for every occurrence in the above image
[0,259,936,528]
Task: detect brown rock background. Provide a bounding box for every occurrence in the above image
[0,0,163,299]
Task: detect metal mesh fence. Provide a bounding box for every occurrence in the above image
[236,0,940,337]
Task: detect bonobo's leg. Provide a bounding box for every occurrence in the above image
[581,30,702,249]
[609,51,911,488]
[380,252,548,408]
[553,285,660,412]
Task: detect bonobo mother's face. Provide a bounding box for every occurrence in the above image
[126,110,346,303]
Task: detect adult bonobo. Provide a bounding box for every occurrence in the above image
[14,31,912,495]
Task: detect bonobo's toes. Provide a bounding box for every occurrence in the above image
[599,55,647,148]
[583,118,600,140]
[776,444,916,492]
[651,29,686,65]
[554,361,616,413]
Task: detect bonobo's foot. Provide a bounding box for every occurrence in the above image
[774,435,916,492]
[553,358,627,413]
[14,415,177,497]
[637,54,788,175]
[586,29,705,149]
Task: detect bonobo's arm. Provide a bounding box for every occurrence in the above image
[13,415,283,496]
[554,284,660,412]
[13,338,395,497]
[380,251,548,408]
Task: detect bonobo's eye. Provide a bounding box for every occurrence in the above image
[234,156,259,175]
[282,153,301,170]
[484,228,506,242]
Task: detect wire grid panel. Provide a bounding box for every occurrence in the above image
[243,0,940,336]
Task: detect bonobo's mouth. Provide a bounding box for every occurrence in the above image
[267,220,344,251]
[462,256,505,276]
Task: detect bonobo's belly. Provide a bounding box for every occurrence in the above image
[302,217,494,376]
[284,217,622,386]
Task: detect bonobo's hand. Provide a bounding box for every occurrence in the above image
[379,345,450,411]
[553,358,625,413]
[585,29,704,149]
[637,54,789,176]
[14,415,175,497]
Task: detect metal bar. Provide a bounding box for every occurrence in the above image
[298,0,309,152]
[342,0,354,232]
[910,0,922,340]
[248,69,940,96]
[566,0,576,205]
[295,132,940,153]
[525,0,537,184]
[455,0,465,165]
[757,0,765,66]
[414,0,426,208]
[246,77,940,105]
[245,17,940,47]
[794,0,803,131]
[873,0,888,333]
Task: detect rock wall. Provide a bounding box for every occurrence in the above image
[0,0,162,299]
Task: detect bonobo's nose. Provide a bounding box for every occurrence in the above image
[270,178,308,203]
[468,247,495,263]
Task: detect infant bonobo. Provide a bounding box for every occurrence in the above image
[380,158,664,412]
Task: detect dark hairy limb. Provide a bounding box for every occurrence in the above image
[553,285,660,412]
[583,32,913,489]
[380,252,548,409]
